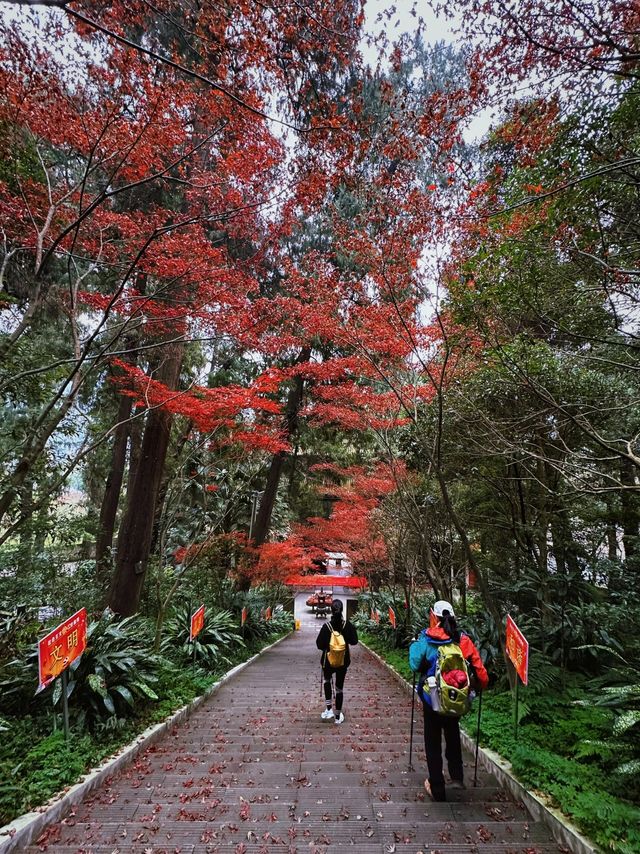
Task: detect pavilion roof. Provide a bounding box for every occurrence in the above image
[285,574,367,589]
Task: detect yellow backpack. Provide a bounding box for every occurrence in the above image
[326,622,346,667]
[434,642,471,717]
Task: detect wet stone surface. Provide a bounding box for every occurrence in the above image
[27,629,565,853]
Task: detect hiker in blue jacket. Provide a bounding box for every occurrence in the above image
[316,599,358,725]
[409,600,489,801]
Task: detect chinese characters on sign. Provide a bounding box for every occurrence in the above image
[37,608,87,692]
[388,606,396,629]
[506,615,529,685]
[190,605,205,641]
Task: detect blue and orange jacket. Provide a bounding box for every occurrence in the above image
[409,626,489,707]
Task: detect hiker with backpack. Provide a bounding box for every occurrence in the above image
[316,599,358,725]
[409,599,489,802]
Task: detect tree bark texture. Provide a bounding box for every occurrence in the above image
[619,457,639,561]
[95,390,133,589]
[251,347,311,549]
[109,342,184,615]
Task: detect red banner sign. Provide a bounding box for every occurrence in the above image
[37,608,87,692]
[190,605,205,641]
[241,606,248,626]
[388,606,396,629]
[506,615,529,685]
[265,606,272,621]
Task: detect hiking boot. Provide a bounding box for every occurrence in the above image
[334,712,345,724]
[320,708,334,721]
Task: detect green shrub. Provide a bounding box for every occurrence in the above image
[575,655,640,791]
[224,584,294,645]
[0,611,160,729]
[63,612,161,728]
[162,602,244,668]
[0,605,40,667]
[263,605,295,638]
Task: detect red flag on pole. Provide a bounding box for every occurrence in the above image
[190,605,205,641]
[506,615,529,685]
[241,606,248,626]
[265,606,272,621]
[388,606,396,629]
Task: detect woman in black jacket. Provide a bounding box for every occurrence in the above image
[315,599,358,724]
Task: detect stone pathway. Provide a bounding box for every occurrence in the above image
[29,628,565,853]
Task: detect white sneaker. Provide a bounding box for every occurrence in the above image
[334,712,345,725]
[321,708,334,721]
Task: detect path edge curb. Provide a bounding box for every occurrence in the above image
[0,631,293,854]
[361,640,599,854]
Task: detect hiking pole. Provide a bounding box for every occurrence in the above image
[408,671,416,771]
[473,690,483,787]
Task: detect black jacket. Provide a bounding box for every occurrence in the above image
[316,617,358,668]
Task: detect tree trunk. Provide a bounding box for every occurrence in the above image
[250,347,311,549]
[126,412,143,498]
[150,418,192,556]
[606,524,618,561]
[619,457,639,562]
[96,271,148,589]
[108,342,184,615]
[95,390,133,590]
[18,479,34,563]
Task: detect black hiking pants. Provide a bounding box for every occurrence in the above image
[323,663,347,711]
[422,701,463,800]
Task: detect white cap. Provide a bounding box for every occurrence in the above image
[433,600,455,618]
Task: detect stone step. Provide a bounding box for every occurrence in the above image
[23,630,564,854]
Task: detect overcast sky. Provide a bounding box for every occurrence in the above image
[364,0,457,51]
[363,0,493,141]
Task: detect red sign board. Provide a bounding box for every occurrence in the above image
[388,606,396,629]
[241,606,248,626]
[506,615,529,685]
[38,608,87,692]
[190,605,205,641]
[265,606,272,621]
